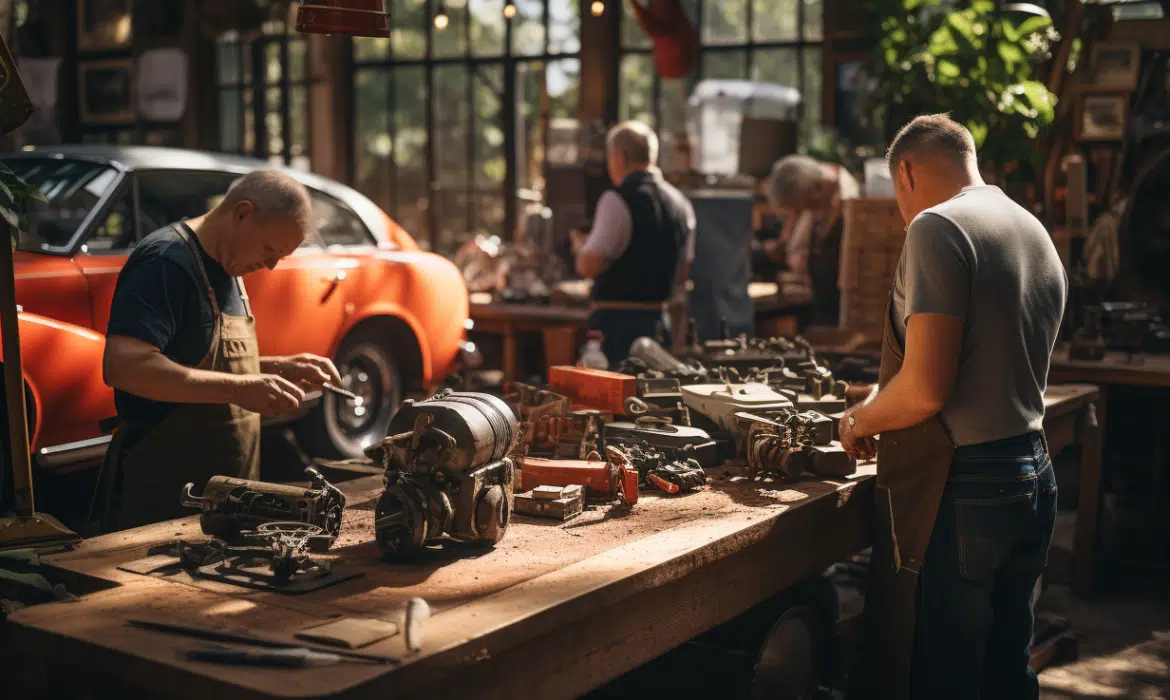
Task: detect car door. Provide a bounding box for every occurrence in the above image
[71,178,142,334]
[243,189,360,359]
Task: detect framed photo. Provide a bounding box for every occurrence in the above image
[1076,94,1129,142]
[1084,43,1141,91]
[79,58,135,125]
[77,0,133,52]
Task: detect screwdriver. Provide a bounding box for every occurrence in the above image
[323,383,364,407]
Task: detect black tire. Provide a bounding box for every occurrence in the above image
[295,328,403,459]
[751,605,822,700]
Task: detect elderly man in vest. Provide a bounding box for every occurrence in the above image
[572,120,696,365]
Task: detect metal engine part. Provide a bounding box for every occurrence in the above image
[181,467,346,542]
[372,390,518,561]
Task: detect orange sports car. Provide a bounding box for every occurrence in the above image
[2,146,474,474]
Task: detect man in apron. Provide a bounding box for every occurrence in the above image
[840,115,1067,699]
[573,120,695,365]
[92,170,342,531]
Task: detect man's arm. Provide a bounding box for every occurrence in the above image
[575,191,632,279]
[260,354,343,389]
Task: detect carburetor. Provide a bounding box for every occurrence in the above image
[371,390,518,561]
[180,466,346,542]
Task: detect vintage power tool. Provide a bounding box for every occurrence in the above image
[611,443,706,494]
[181,467,346,542]
[548,366,638,415]
[604,417,718,468]
[518,446,639,505]
[624,377,692,425]
[624,336,709,382]
[745,419,855,481]
[371,390,518,561]
[178,521,335,586]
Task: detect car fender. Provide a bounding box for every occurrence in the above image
[4,312,114,454]
[340,251,469,383]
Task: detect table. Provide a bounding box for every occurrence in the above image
[1049,348,1170,595]
[6,386,1098,700]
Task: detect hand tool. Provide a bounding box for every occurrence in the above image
[324,383,364,406]
[184,644,341,668]
[127,619,399,664]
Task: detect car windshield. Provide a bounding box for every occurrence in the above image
[2,157,120,254]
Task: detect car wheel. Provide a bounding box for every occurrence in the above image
[295,329,403,460]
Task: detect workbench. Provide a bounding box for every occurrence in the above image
[4,385,1097,700]
[1049,348,1170,595]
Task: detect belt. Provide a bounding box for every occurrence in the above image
[590,301,668,311]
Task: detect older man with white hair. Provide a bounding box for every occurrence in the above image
[764,154,860,326]
[572,120,696,365]
[94,170,342,531]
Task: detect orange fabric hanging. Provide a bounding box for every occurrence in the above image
[628,0,699,79]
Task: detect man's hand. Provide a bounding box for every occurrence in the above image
[839,404,877,462]
[266,353,343,391]
[230,374,307,416]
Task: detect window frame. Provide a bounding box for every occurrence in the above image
[77,178,141,257]
[308,188,379,249]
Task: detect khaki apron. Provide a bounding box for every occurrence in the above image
[851,294,955,700]
[91,225,261,532]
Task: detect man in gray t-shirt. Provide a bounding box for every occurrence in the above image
[840,114,1066,700]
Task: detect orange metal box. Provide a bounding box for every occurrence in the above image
[547,366,636,416]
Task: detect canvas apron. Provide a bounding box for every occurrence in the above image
[851,294,955,699]
[91,225,261,532]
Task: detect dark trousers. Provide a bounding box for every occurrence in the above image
[587,308,671,367]
[912,431,1057,700]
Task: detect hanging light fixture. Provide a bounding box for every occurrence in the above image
[434,1,449,30]
[503,2,517,18]
[590,0,605,16]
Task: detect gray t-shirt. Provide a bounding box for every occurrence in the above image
[892,185,1067,447]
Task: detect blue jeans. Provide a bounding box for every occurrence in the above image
[587,308,671,367]
[912,431,1058,700]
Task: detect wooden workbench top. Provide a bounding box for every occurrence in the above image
[1051,347,1170,388]
[9,464,876,700]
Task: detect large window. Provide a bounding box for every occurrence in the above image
[619,0,824,162]
[215,4,314,170]
[353,0,581,254]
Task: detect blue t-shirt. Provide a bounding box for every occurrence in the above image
[106,223,246,428]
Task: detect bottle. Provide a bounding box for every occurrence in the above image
[579,330,609,370]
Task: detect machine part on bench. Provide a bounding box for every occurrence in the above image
[372,390,518,560]
[628,336,708,379]
[177,522,351,592]
[514,485,585,520]
[745,420,856,481]
[613,443,707,493]
[180,467,346,543]
[604,419,718,468]
[518,448,640,505]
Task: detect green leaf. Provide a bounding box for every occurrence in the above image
[967,121,989,147]
[1016,80,1056,123]
[937,59,961,81]
[1013,15,1052,39]
[928,26,959,55]
[997,42,1025,67]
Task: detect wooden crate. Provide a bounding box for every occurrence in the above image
[839,198,906,341]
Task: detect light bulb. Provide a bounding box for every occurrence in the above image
[590,0,605,15]
[503,2,517,18]
[434,11,449,30]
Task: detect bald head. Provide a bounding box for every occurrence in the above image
[205,169,317,276]
[886,114,984,224]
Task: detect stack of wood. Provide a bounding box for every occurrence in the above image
[838,198,906,341]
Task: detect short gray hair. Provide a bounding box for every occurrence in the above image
[606,120,658,167]
[220,169,313,224]
[767,155,824,208]
[886,113,975,172]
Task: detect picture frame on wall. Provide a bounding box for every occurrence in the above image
[79,58,135,125]
[1084,43,1141,91]
[77,0,133,52]
[1076,94,1129,142]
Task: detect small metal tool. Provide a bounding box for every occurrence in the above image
[324,383,364,407]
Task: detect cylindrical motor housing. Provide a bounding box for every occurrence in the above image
[386,390,517,475]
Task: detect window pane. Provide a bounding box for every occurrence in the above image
[85,190,136,254]
[243,89,256,154]
[474,65,505,187]
[512,0,545,56]
[354,37,391,61]
[290,86,308,159]
[434,0,469,58]
[472,193,505,239]
[392,66,429,246]
[136,170,240,226]
[547,58,579,119]
[354,69,392,214]
[753,48,799,88]
[393,0,427,59]
[219,88,242,152]
[265,86,283,157]
[621,0,651,48]
[657,77,690,171]
[519,62,544,190]
[289,38,307,82]
[702,0,747,45]
[803,46,823,123]
[620,54,654,126]
[264,42,282,84]
[435,65,470,252]
[752,0,798,42]
[803,0,823,41]
[548,0,579,54]
[470,0,505,56]
[702,50,747,80]
[215,42,241,85]
[1,158,118,252]
[312,193,375,246]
